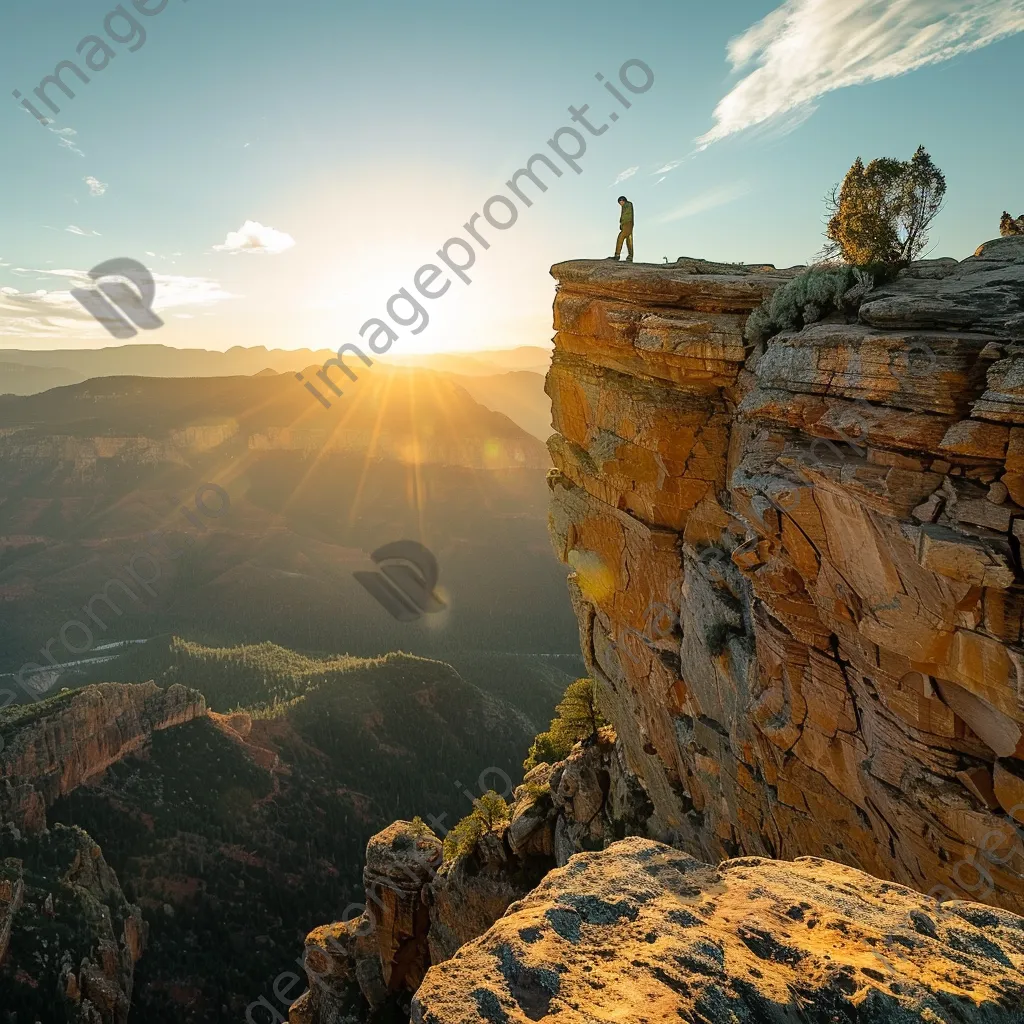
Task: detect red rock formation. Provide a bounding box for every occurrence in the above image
[289,821,443,1022]
[547,239,1024,914]
[290,738,657,1023]
[0,859,24,964]
[0,682,205,833]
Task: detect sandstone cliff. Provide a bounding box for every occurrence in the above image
[0,682,206,833]
[412,837,1024,1023]
[546,238,1024,913]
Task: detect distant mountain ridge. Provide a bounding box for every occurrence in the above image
[0,344,552,396]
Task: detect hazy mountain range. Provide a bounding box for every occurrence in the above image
[0,344,553,442]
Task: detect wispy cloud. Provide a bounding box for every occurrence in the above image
[698,0,1024,148]
[65,225,101,237]
[611,165,639,186]
[213,219,296,255]
[657,183,751,224]
[654,159,686,175]
[84,176,108,197]
[48,124,84,157]
[0,269,236,338]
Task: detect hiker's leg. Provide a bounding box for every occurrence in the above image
[615,228,628,257]
[626,232,634,259]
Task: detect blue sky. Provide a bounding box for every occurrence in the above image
[2,0,1022,353]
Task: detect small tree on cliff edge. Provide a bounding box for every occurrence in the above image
[524,678,607,771]
[824,146,946,267]
[1002,211,1024,237]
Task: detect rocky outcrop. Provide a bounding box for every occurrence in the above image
[547,239,1024,914]
[508,732,656,869]
[291,738,653,1023]
[0,682,206,833]
[0,823,147,1024]
[0,427,238,478]
[289,821,444,1023]
[412,836,1024,1024]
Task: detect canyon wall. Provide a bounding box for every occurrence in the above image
[546,239,1024,914]
[0,682,206,833]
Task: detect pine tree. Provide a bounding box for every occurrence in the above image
[824,146,946,267]
[523,678,606,771]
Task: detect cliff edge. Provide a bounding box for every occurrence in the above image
[546,239,1024,913]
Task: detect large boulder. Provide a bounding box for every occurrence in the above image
[412,837,1024,1023]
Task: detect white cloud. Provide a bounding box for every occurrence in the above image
[611,165,639,186]
[84,176,107,197]
[698,0,1024,148]
[65,225,101,237]
[49,124,84,157]
[0,268,236,339]
[213,219,296,255]
[657,183,751,223]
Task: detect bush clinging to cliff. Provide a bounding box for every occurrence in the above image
[442,791,511,862]
[744,266,858,344]
[523,678,606,771]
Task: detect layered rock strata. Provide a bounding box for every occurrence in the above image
[412,836,1024,1024]
[546,240,1024,914]
[0,682,206,833]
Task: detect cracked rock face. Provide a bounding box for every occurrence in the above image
[410,837,1024,1024]
[546,242,1024,914]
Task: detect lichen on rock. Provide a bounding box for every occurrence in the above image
[411,837,1024,1024]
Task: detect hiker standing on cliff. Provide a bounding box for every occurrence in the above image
[613,195,634,262]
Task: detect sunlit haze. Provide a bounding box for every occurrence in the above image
[3,0,1022,353]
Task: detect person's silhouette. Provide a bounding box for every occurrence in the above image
[613,195,634,261]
